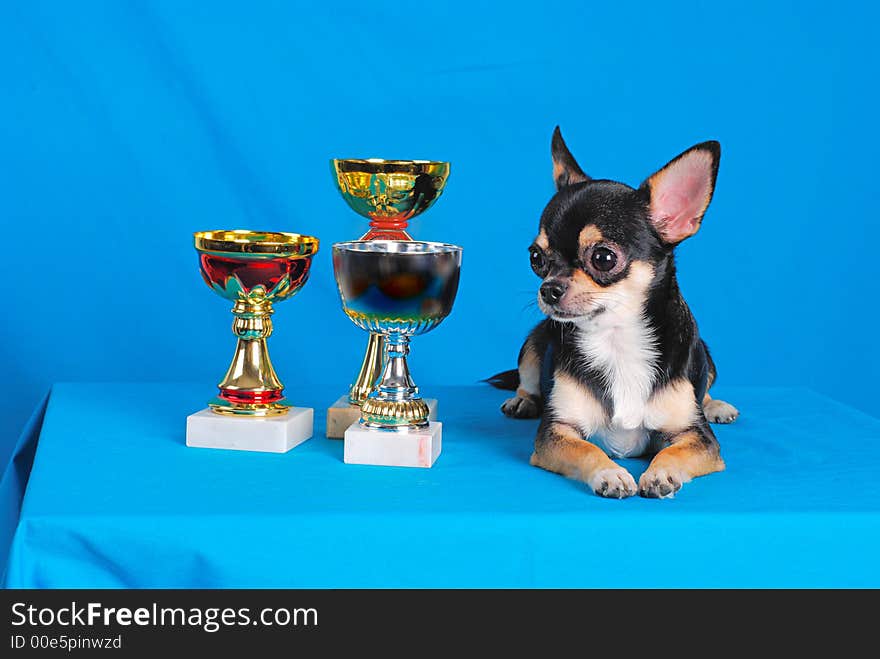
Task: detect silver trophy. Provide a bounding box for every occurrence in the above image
[332,240,462,467]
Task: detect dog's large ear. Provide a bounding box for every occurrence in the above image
[551,126,590,189]
[641,141,720,244]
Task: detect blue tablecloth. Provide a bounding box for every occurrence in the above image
[3,383,879,587]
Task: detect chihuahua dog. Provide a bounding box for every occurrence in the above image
[490,128,738,498]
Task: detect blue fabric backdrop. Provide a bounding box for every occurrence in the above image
[1,0,877,466]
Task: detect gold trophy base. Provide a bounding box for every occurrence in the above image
[325,396,439,438]
[361,397,429,428]
[208,397,290,417]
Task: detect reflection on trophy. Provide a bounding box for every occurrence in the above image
[186,230,319,453]
[332,240,462,467]
[325,158,451,438]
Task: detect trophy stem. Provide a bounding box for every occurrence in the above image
[209,299,289,417]
[347,220,414,404]
[349,333,385,404]
[360,333,429,429]
[360,219,412,241]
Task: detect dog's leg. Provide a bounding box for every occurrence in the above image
[501,336,542,419]
[702,392,739,424]
[700,341,738,423]
[638,423,725,498]
[531,420,637,498]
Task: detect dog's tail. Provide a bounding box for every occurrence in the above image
[483,369,519,391]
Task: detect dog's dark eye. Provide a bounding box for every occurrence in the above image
[591,246,617,272]
[530,249,547,275]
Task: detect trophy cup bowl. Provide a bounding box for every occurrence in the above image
[331,159,450,241]
[333,240,462,429]
[194,230,319,417]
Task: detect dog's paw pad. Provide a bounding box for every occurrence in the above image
[638,468,684,499]
[501,395,540,419]
[588,466,637,499]
[704,399,739,424]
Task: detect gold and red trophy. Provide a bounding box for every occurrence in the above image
[185,230,319,453]
[325,159,451,438]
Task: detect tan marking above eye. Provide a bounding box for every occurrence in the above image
[535,229,549,250]
[578,224,603,249]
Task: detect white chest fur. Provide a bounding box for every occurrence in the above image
[577,310,659,428]
[574,310,660,458]
[595,426,652,459]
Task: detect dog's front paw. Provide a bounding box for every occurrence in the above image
[501,395,540,419]
[638,467,687,498]
[588,466,637,499]
[704,399,739,424]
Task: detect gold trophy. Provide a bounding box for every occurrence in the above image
[186,230,320,453]
[325,158,450,438]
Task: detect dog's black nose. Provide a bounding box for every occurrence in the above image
[540,281,566,305]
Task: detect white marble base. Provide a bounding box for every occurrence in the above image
[343,421,442,468]
[325,395,438,439]
[186,407,313,453]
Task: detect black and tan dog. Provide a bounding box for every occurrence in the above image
[490,128,738,498]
